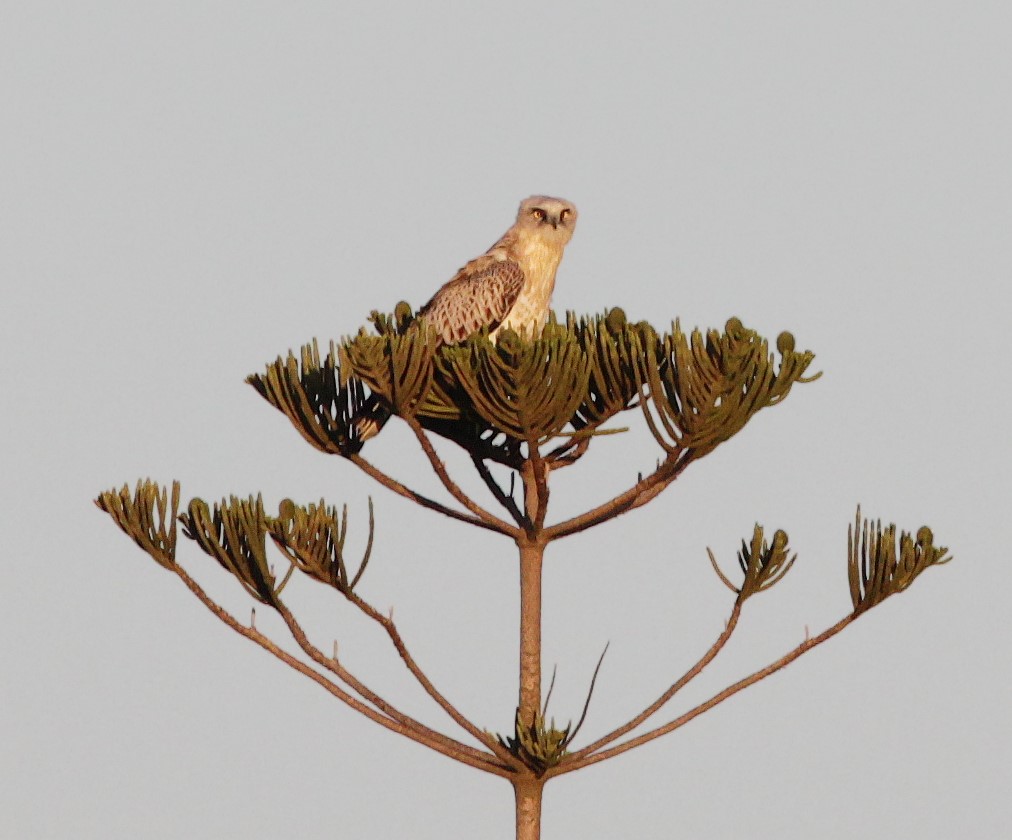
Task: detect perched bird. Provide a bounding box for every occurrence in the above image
[353,195,578,441]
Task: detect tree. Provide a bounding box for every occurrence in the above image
[96,307,950,840]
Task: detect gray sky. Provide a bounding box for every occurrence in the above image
[3,2,1009,838]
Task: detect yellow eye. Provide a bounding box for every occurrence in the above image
[531,208,546,221]
[560,208,571,221]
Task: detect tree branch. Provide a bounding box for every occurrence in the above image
[170,562,512,776]
[347,453,509,535]
[544,452,694,541]
[272,598,502,769]
[543,435,591,470]
[565,600,743,764]
[470,455,527,528]
[526,440,550,532]
[406,419,522,538]
[551,612,856,775]
[343,586,522,768]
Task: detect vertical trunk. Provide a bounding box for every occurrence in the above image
[517,536,544,727]
[513,777,545,840]
[515,456,548,840]
[518,456,547,728]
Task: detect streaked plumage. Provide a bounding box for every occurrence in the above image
[418,257,525,344]
[353,195,578,441]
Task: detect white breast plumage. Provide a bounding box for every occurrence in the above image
[496,238,562,338]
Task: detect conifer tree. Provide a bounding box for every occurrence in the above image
[97,306,950,840]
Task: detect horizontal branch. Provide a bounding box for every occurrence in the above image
[170,562,512,776]
[552,612,856,775]
[545,452,694,541]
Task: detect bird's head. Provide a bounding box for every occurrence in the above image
[516,196,578,244]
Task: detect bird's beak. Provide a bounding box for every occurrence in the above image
[550,217,559,230]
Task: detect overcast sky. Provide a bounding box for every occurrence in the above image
[3,3,1009,838]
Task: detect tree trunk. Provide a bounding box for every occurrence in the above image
[518,461,550,840]
[518,456,547,727]
[515,458,547,839]
[517,536,544,728]
[513,776,545,840]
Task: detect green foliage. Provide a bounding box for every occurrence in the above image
[708,525,796,601]
[247,341,368,456]
[267,498,374,594]
[180,495,289,606]
[497,709,572,775]
[95,480,179,570]
[566,308,645,432]
[248,310,817,467]
[440,327,590,443]
[96,481,376,608]
[848,507,951,614]
[495,646,609,775]
[339,318,442,419]
[639,318,818,456]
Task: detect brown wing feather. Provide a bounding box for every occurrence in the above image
[419,256,525,344]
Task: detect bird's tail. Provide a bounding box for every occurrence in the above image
[351,394,392,442]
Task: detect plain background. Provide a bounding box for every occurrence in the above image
[2,2,1009,838]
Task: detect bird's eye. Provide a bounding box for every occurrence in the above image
[531,208,546,221]
[560,208,571,221]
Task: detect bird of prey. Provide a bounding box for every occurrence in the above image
[353,195,578,441]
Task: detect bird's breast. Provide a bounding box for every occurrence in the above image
[497,238,562,338]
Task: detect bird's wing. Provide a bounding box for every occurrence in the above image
[418,255,525,344]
